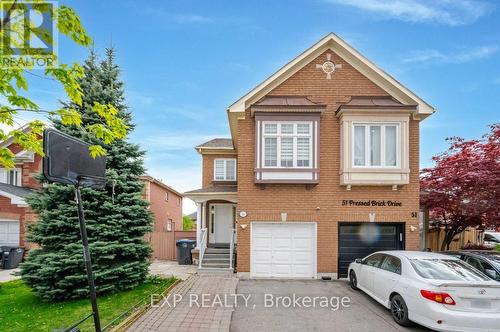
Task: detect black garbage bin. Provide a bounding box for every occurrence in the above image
[176,239,196,265]
[1,246,25,269]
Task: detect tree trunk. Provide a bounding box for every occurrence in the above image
[441,228,462,251]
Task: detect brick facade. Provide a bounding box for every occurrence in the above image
[202,153,238,188]
[234,50,421,274]
[0,142,42,249]
[140,176,183,232]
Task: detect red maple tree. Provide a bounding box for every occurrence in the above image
[421,124,500,250]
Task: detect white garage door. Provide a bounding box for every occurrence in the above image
[251,223,316,278]
[0,220,20,246]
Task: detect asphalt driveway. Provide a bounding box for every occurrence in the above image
[231,279,431,332]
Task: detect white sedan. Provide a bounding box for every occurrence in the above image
[348,251,500,332]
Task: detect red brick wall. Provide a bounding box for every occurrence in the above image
[7,142,42,189]
[143,180,183,232]
[236,50,421,274]
[0,142,42,248]
[201,154,238,188]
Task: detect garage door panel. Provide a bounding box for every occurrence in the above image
[293,251,312,262]
[293,238,313,249]
[274,238,292,248]
[252,251,272,263]
[252,225,273,236]
[338,223,404,278]
[252,223,316,279]
[294,264,314,277]
[0,220,20,246]
[253,237,272,249]
[273,264,293,277]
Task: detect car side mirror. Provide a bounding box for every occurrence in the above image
[355,258,363,264]
[485,269,498,280]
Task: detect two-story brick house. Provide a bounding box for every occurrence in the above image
[0,127,41,249]
[140,175,184,232]
[185,33,435,278]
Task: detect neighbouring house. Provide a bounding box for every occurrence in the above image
[185,33,436,278]
[140,175,184,232]
[140,175,195,260]
[187,212,197,224]
[0,128,41,249]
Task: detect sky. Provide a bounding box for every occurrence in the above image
[8,0,500,214]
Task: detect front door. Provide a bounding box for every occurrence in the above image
[213,205,233,244]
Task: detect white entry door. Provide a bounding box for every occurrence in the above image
[0,220,20,246]
[214,205,233,243]
[251,223,316,278]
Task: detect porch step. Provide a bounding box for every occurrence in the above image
[202,261,231,268]
[198,267,234,276]
[205,248,230,254]
[202,257,230,263]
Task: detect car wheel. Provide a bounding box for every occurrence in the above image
[390,295,412,327]
[349,271,358,290]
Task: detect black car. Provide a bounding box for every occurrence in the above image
[443,250,500,281]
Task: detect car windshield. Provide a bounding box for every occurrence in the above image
[410,259,490,281]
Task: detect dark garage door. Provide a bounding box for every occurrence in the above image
[338,223,404,278]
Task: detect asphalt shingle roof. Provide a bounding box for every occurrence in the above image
[196,138,234,149]
[184,186,237,194]
[0,183,33,198]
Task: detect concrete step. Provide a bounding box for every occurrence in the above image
[203,253,229,259]
[198,267,234,276]
[202,257,230,263]
[201,262,232,268]
[205,248,230,254]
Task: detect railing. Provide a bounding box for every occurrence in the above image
[229,228,236,269]
[198,228,207,268]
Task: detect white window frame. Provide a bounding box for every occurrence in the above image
[0,168,22,186]
[351,122,400,168]
[261,121,313,169]
[213,158,237,181]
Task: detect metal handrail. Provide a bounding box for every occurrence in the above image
[229,228,236,269]
[199,228,207,268]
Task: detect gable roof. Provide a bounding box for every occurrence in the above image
[139,175,184,197]
[0,183,32,206]
[196,138,234,149]
[227,33,436,144]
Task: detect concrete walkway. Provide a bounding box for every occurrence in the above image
[149,260,197,280]
[0,268,20,283]
[128,275,238,332]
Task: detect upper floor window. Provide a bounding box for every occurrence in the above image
[214,159,236,181]
[0,168,22,186]
[262,121,312,168]
[353,123,399,168]
[165,192,169,201]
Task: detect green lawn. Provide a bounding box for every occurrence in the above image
[0,277,176,332]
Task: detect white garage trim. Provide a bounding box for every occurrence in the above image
[250,222,317,279]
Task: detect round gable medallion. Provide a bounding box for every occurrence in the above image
[322,61,336,74]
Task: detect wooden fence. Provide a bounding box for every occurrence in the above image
[146,230,196,260]
[426,227,483,252]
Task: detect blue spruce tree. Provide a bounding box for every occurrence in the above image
[20,48,153,301]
